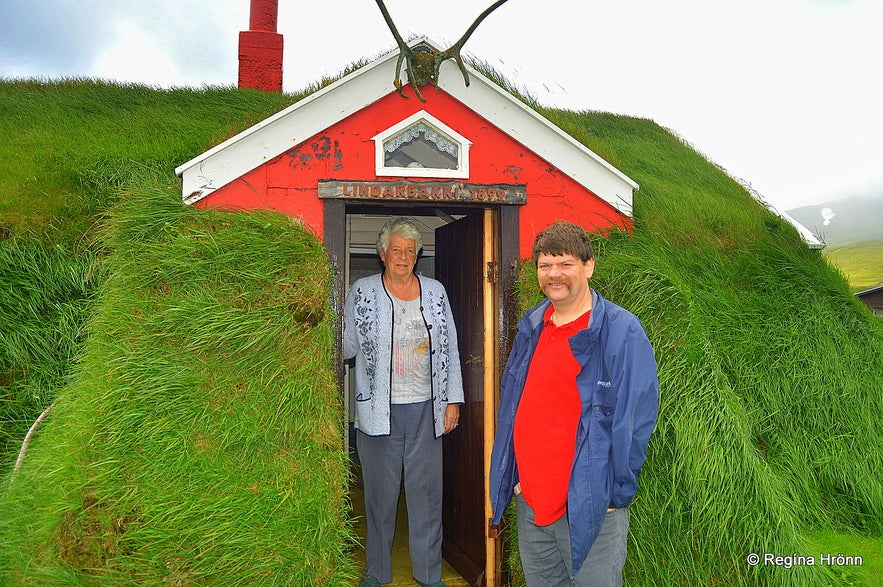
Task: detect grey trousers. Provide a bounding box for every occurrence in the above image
[357,400,443,585]
[516,493,629,587]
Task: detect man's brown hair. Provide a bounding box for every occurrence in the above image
[531,221,594,266]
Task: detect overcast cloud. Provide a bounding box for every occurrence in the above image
[2,0,881,212]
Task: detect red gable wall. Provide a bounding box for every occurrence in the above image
[198,88,629,258]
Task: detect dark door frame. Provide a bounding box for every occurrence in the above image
[323,198,520,586]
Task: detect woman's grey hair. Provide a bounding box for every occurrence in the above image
[376,217,423,255]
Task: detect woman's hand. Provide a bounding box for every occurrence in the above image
[444,404,461,434]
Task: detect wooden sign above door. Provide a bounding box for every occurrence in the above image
[318,180,526,205]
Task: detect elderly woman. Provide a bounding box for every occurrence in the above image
[344,217,464,587]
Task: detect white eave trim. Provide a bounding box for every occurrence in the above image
[175,37,637,216]
[175,47,399,204]
[777,209,826,250]
[436,59,638,215]
[747,188,826,250]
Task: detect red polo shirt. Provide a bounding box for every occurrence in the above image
[513,305,590,526]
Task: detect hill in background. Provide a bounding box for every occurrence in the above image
[786,195,883,289]
[824,239,883,290]
[787,194,883,246]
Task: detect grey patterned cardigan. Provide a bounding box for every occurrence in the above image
[343,273,465,438]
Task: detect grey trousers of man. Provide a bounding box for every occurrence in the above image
[357,400,443,585]
[516,493,629,587]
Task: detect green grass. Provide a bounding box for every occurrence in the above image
[1,79,881,585]
[824,239,883,291]
[807,530,883,585]
[0,78,299,244]
[0,237,101,472]
[2,184,357,585]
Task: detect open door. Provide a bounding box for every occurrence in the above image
[329,202,515,586]
[436,209,499,587]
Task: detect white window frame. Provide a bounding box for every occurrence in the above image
[372,110,471,179]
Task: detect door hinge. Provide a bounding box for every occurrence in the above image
[486,261,498,285]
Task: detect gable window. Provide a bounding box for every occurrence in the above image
[373,111,471,178]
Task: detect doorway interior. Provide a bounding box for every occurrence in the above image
[337,203,507,587]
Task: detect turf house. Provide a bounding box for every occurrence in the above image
[2,17,882,587]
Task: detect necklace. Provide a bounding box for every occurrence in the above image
[384,274,416,311]
[390,294,413,326]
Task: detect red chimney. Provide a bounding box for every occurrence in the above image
[238,0,283,92]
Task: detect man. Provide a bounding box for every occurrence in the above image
[489,221,659,586]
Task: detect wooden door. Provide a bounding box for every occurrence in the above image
[436,209,498,587]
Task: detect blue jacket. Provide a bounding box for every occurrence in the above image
[343,273,465,438]
[489,290,659,575]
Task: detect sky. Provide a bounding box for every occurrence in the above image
[2,0,882,213]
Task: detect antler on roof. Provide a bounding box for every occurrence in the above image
[373,0,510,101]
